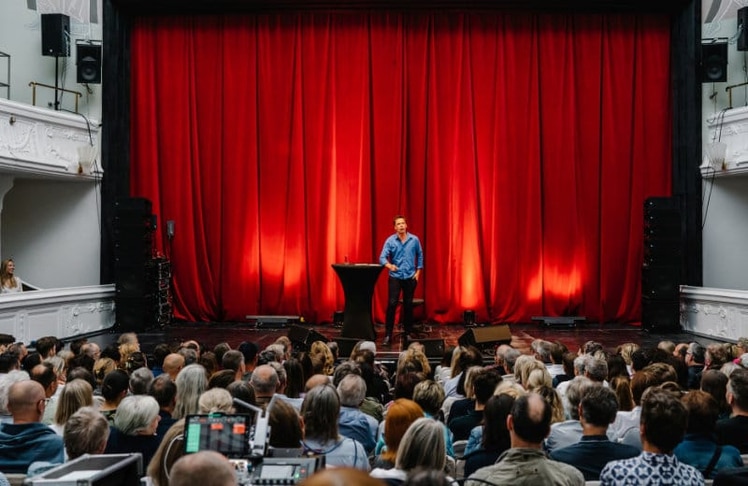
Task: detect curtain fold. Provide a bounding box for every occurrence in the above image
[130,11,672,324]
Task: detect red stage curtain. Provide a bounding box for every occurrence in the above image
[130,11,671,324]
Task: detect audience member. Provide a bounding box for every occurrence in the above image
[250,364,280,408]
[129,366,154,395]
[149,374,177,438]
[702,369,731,419]
[550,386,639,480]
[300,384,368,470]
[63,406,110,459]
[169,450,238,486]
[105,394,162,466]
[52,378,94,435]
[300,468,385,486]
[449,368,501,441]
[268,399,303,451]
[337,374,377,453]
[675,390,743,479]
[544,376,594,453]
[370,418,448,483]
[221,350,245,382]
[715,367,748,453]
[466,392,584,486]
[100,369,130,423]
[686,342,706,390]
[162,353,186,381]
[173,364,208,420]
[373,399,424,469]
[600,387,703,485]
[147,419,186,486]
[0,380,64,473]
[463,393,514,477]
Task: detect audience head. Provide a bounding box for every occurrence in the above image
[163,353,186,380]
[304,374,329,392]
[686,342,706,365]
[579,385,618,427]
[198,352,219,376]
[0,370,30,415]
[395,417,446,472]
[8,380,47,422]
[535,385,564,424]
[237,341,259,367]
[381,399,424,463]
[149,374,177,409]
[173,364,209,419]
[147,419,186,486]
[283,358,305,399]
[93,357,117,387]
[101,369,130,404]
[34,336,57,359]
[472,368,502,404]
[640,387,688,454]
[503,348,521,374]
[701,369,730,415]
[114,395,161,435]
[610,375,635,412]
[63,406,110,459]
[412,380,445,417]
[208,370,236,390]
[332,361,361,387]
[268,400,304,449]
[67,366,96,391]
[508,392,551,447]
[337,374,367,408]
[169,451,238,486]
[226,380,256,413]
[250,364,279,396]
[565,376,594,420]
[151,343,171,369]
[198,388,234,414]
[54,378,94,426]
[129,366,154,395]
[213,342,231,366]
[727,368,748,412]
[482,393,515,449]
[682,390,719,436]
[30,362,58,397]
[309,341,334,376]
[221,350,245,373]
[301,384,340,443]
[394,371,424,400]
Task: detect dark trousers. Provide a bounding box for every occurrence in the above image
[384,276,418,336]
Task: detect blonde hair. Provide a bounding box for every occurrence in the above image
[94,357,117,387]
[198,388,234,414]
[309,341,334,376]
[55,379,94,426]
[514,355,546,387]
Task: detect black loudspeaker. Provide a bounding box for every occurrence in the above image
[287,325,328,351]
[115,297,154,332]
[642,197,683,331]
[738,7,748,52]
[458,325,512,352]
[702,42,728,83]
[41,13,70,57]
[418,339,446,358]
[76,44,102,84]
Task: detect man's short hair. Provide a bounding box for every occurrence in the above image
[565,376,594,420]
[129,367,154,395]
[237,341,259,364]
[503,348,521,372]
[34,337,57,358]
[471,368,502,404]
[152,343,172,368]
[250,365,279,394]
[63,406,110,459]
[584,356,609,382]
[728,368,748,411]
[511,392,551,444]
[30,362,57,390]
[682,390,719,435]
[221,350,244,372]
[687,343,706,364]
[580,385,618,427]
[640,387,688,453]
[148,374,177,408]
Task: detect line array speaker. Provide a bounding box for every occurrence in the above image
[41,13,70,57]
[642,197,683,331]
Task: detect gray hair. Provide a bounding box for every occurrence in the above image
[114,395,160,435]
[503,348,521,372]
[359,341,377,355]
[268,361,287,385]
[564,376,594,420]
[250,365,279,394]
[44,356,66,376]
[301,384,340,443]
[173,364,208,419]
[198,388,234,414]
[63,406,110,459]
[337,374,366,407]
[531,340,553,363]
[584,356,608,382]
[573,355,586,375]
[395,417,446,472]
[129,367,154,395]
[265,344,285,362]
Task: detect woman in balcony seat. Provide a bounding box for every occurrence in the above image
[0,259,21,294]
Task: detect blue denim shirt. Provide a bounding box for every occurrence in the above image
[379,233,423,279]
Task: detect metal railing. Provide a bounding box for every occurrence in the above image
[28,81,82,113]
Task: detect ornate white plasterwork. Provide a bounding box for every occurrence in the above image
[681,285,748,341]
[703,106,748,178]
[0,98,101,179]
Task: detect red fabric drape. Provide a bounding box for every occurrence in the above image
[130,11,672,324]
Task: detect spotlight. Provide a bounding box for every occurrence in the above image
[463,310,476,328]
[333,311,344,328]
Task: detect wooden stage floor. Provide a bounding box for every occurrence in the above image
[89,320,728,363]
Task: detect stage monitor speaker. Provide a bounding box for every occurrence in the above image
[458,325,511,351]
[76,43,102,84]
[418,339,446,358]
[738,7,748,51]
[702,42,728,83]
[41,13,70,57]
[287,325,328,351]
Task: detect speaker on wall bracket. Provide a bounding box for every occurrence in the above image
[701,41,728,83]
[76,42,102,84]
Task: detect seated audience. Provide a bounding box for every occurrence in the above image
[412,380,454,457]
[716,368,748,453]
[173,364,208,419]
[52,378,94,435]
[674,390,743,479]
[449,368,501,441]
[169,450,238,486]
[100,369,130,424]
[686,342,706,390]
[702,369,731,419]
[149,374,177,438]
[301,384,369,470]
[268,399,304,452]
[465,392,584,486]
[337,374,377,453]
[162,353,186,381]
[370,418,448,483]
[63,406,110,459]
[373,399,424,469]
[105,394,162,466]
[129,366,154,395]
[198,388,234,414]
[600,387,703,485]
[250,364,280,409]
[147,419,186,486]
[550,386,639,480]
[0,380,64,473]
[544,376,594,453]
[463,393,514,477]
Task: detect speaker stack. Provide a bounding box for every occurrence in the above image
[114,198,171,331]
[642,197,683,331]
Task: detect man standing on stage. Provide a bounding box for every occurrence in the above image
[379,215,423,346]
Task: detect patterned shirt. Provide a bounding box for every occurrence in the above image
[600,451,704,485]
